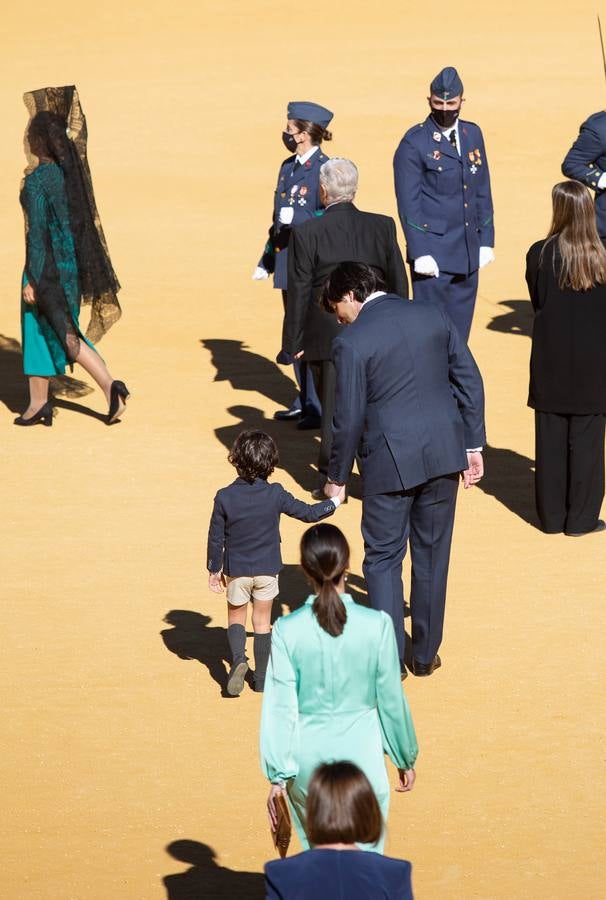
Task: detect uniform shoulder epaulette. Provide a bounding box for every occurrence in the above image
[584,110,606,127]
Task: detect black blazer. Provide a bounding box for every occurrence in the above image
[283,202,408,360]
[265,849,413,900]
[526,238,606,413]
[207,478,336,576]
[327,293,486,495]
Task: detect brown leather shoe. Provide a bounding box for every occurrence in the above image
[411,654,442,677]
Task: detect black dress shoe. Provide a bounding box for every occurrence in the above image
[274,408,301,421]
[411,654,441,677]
[296,415,321,430]
[565,519,606,537]
[400,666,408,681]
[14,401,53,427]
[107,380,130,424]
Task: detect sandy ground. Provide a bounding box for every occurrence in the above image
[1,2,605,897]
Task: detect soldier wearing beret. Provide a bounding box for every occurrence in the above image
[253,102,333,425]
[562,111,606,236]
[393,67,495,341]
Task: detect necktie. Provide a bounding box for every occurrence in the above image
[448,130,458,153]
[293,159,302,170]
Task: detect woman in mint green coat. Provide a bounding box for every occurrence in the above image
[261,524,418,854]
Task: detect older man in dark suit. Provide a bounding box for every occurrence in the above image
[322,262,486,676]
[282,158,408,497]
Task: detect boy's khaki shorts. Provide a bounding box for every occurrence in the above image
[225,574,279,607]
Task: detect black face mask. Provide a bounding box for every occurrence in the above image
[431,107,460,129]
[282,131,298,153]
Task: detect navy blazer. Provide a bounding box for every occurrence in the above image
[207,478,336,576]
[394,115,494,275]
[327,293,486,495]
[258,149,328,290]
[562,111,606,236]
[265,849,413,900]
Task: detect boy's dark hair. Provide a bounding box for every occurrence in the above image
[320,261,387,313]
[306,761,383,846]
[228,430,279,482]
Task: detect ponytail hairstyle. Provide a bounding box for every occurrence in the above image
[293,118,333,145]
[300,524,349,637]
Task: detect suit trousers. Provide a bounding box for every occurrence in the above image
[534,411,605,534]
[411,268,479,342]
[361,474,459,665]
[280,290,321,417]
[309,359,336,481]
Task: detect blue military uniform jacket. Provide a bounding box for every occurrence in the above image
[562,111,606,236]
[393,115,494,275]
[258,148,328,290]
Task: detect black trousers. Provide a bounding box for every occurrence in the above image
[361,474,459,665]
[535,411,605,533]
[308,359,336,481]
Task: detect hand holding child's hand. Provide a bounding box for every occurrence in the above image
[208,571,226,593]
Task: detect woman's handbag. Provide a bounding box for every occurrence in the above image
[271,792,292,858]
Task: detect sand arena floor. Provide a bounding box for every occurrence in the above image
[1,2,605,897]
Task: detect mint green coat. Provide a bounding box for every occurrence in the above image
[260,595,418,853]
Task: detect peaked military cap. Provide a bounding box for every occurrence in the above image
[287,101,333,128]
[430,67,464,100]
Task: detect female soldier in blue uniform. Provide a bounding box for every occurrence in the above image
[252,101,333,425]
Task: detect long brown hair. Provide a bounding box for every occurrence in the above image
[300,524,348,637]
[306,762,383,846]
[543,180,606,290]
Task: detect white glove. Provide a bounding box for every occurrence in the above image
[598,172,606,190]
[414,255,440,277]
[479,246,495,269]
[278,207,294,225]
[252,266,269,280]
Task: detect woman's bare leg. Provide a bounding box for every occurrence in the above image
[22,376,50,418]
[74,342,114,403]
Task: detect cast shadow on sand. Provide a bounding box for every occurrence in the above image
[163,840,265,899]
[486,299,533,338]
[0,333,100,418]
[477,445,539,528]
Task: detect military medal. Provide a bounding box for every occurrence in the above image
[300,186,308,196]
[433,131,442,142]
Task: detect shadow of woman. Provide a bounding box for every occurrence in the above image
[486,299,533,338]
[477,444,539,528]
[163,840,265,899]
[0,333,96,415]
[161,610,236,698]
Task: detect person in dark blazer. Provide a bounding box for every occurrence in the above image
[253,101,333,425]
[526,180,606,536]
[207,430,344,695]
[393,66,495,341]
[322,262,485,675]
[265,761,414,899]
[562,111,606,236]
[282,157,408,495]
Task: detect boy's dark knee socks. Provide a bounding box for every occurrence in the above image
[227,624,247,665]
[253,632,272,689]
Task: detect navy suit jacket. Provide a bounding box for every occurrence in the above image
[207,478,336,576]
[562,111,606,236]
[327,294,486,495]
[394,115,494,274]
[258,149,328,290]
[265,849,413,899]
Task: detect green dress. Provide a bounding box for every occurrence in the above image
[260,595,418,853]
[20,162,96,376]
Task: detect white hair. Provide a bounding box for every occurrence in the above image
[319,158,358,203]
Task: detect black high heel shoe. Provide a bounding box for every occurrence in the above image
[107,380,130,424]
[14,401,53,427]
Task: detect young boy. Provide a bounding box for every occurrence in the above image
[207,430,345,696]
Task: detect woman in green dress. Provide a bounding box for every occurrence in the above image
[17,85,128,426]
[261,524,418,854]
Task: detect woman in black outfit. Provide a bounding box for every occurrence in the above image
[526,180,606,535]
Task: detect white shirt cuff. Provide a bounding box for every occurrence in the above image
[331,497,341,508]
[466,447,483,453]
[598,172,606,190]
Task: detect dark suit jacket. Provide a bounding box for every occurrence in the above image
[327,293,486,495]
[526,238,606,413]
[562,111,606,237]
[265,849,413,900]
[207,478,336,576]
[283,202,408,360]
